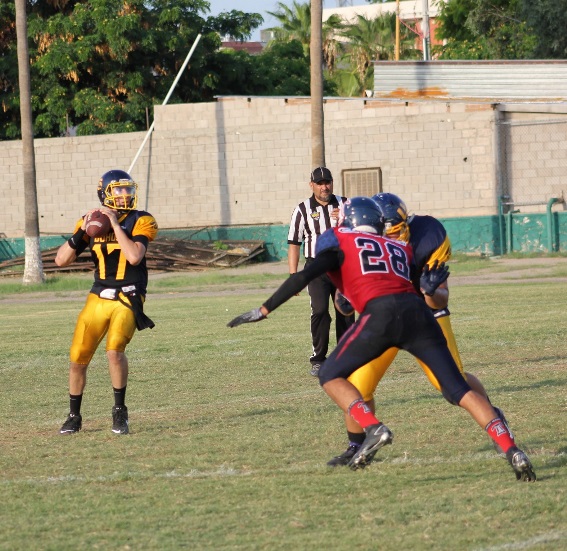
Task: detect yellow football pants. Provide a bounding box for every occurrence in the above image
[348,315,465,402]
[69,292,137,365]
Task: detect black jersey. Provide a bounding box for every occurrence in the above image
[408,215,452,316]
[409,215,451,271]
[73,210,158,295]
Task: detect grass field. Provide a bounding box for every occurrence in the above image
[1,261,566,550]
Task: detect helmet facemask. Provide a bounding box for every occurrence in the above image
[385,221,410,242]
[97,170,138,212]
[102,181,138,211]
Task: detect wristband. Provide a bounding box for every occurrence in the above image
[68,228,86,249]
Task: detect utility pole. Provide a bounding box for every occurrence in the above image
[421,0,431,61]
[395,0,400,61]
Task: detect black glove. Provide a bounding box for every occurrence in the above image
[334,290,355,316]
[227,307,266,328]
[420,260,450,296]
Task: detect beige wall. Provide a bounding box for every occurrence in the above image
[2,97,565,238]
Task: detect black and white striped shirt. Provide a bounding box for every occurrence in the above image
[287,194,348,259]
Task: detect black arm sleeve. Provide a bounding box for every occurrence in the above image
[262,250,340,313]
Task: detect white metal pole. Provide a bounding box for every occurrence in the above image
[128,33,202,174]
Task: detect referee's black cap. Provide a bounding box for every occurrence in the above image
[310,166,333,183]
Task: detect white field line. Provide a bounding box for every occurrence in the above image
[473,530,567,551]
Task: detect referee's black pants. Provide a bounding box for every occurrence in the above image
[306,261,354,366]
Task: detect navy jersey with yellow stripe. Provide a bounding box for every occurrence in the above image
[73,210,158,295]
[408,215,451,272]
[408,215,452,315]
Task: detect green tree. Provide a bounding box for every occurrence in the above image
[258,40,311,96]
[434,0,537,60]
[1,0,264,139]
[267,1,311,54]
[339,13,418,95]
[210,10,263,42]
[521,0,567,59]
[0,2,19,139]
[210,40,313,97]
[267,1,343,73]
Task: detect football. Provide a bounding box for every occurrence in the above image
[85,210,111,238]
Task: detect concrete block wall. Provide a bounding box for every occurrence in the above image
[3,132,148,236]
[146,97,498,231]
[1,96,565,238]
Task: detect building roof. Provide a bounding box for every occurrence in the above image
[221,41,264,55]
[322,0,442,23]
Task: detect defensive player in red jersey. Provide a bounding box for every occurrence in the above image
[55,169,158,435]
[328,193,513,466]
[228,197,535,481]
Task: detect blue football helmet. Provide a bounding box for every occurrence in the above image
[339,196,385,235]
[372,192,409,240]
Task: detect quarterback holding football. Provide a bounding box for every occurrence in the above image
[55,169,158,435]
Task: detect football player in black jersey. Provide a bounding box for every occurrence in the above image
[55,170,158,435]
[328,193,514,467]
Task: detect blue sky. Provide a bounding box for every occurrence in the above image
[207,1,368,42]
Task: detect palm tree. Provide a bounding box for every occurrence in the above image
[321,14,344,75]
[340,13,419,93]
[15,0,45,284]
[267,1,312,55]
[267,1,344,73]
[310,0,324,167]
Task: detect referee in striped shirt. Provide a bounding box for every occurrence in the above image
[287,166,354,377]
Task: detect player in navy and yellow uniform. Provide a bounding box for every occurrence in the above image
[329,193,512,467]
[228,197,535,480]
[55,169,158,435]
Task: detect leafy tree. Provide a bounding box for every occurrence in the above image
[0,2,19,139]
[521,0,567,59]
[1,0,264,139]
[210,40,315,97]
[339,13,419,95]
[267,1,311,54]
[210,10,263,42]
[434,0,537,60]
[259,40,311,96]
[466,0,536,59]
[266,1,344,73]
[327,68,360,98]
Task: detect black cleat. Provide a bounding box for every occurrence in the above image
[493,406,514,455]
[310,363,321,377]
[60,413,82,435]
[112,406,129,434]
[506,446,536,482]
[348,423,393,470]
[327,444,360,467]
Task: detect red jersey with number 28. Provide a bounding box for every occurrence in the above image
[316,226,417,313]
